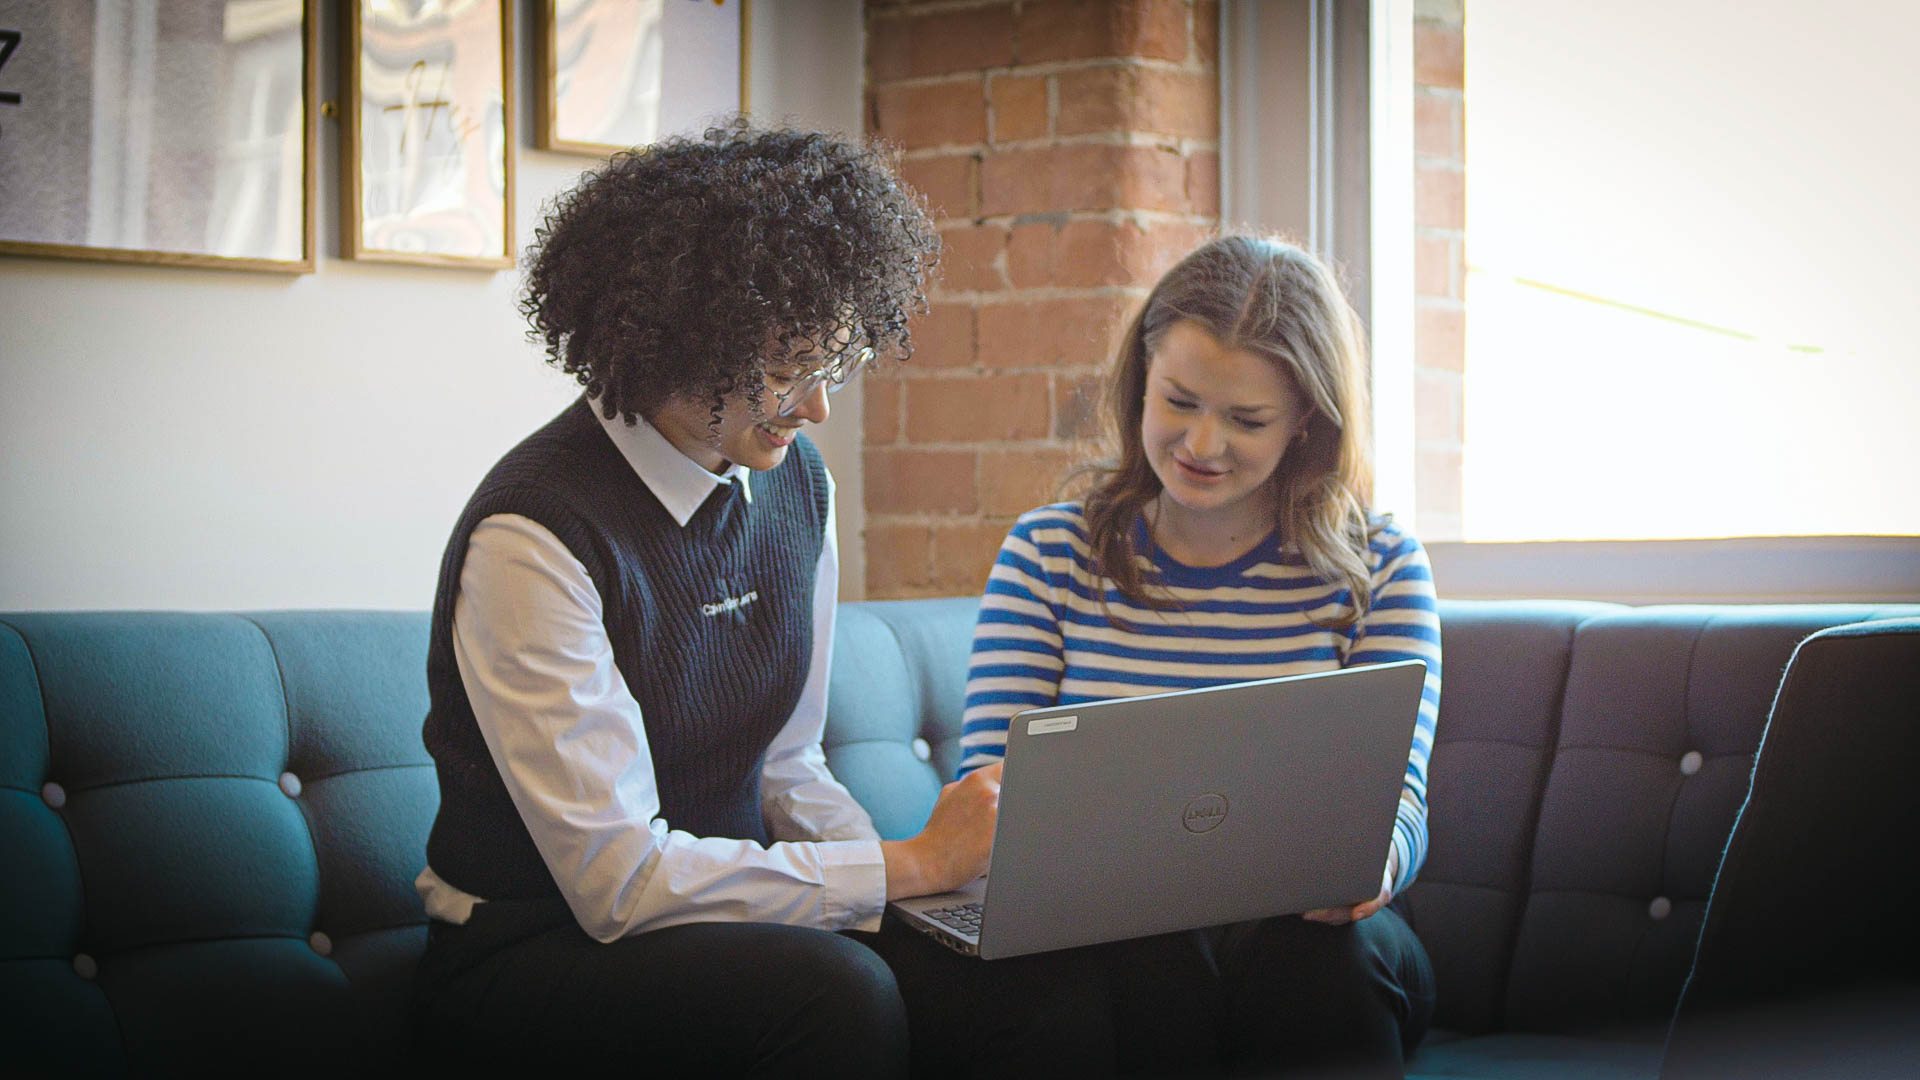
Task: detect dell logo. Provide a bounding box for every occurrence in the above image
[1182,793,1229,833]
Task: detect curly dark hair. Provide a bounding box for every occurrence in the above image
[521,120,940,425]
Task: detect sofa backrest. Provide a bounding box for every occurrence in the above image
[0,612,436,1074]
[1392,599,1624,1035]
[821,597,981,839]
[1405,602,1920,1039]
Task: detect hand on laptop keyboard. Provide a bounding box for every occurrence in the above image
[882,761,1003,900]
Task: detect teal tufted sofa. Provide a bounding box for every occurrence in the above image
[4,600,1918,1075]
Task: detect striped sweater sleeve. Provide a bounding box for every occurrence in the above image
[958,513,1066,775]
[1346,526,1442,898]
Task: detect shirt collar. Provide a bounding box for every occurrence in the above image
[592,401,753,528]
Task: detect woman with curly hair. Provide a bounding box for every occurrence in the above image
[409,123,1079,1075]
[959,234,1441,1077]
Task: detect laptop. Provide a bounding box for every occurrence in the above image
[888,659,1427,960]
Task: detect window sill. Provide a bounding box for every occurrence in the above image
[1424,536,1920,605]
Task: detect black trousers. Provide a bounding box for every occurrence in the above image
[411,897,907,1077]
[859,904,1435,1078]
[412,899,1431,1078]
[1214,906,1435,1078]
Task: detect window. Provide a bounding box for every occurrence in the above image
[1462,0,1919,542]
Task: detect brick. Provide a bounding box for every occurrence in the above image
[980,447,1081,515]
[1415,92,1458,160]
[1049,219,1136,287]
[990,74,1050,143]
[981,144,1188,217]
[1008,219,1121,288]
[1186,150,1221,218]
[1053,369,1109,440]
[1056,67,1217,139]
[893,5,1016,77]
[1415,165,1464,230]
[1012,219,1208,290]
[907,302,978,369]
[905,372,1053,443]
[870,79,987,150]
[864,377,903,446]
[1414,232,1455,299]
[976,294,1133,369]
[1415,304,1465,373]
[1018,0,1187,64]
[929,520,1019,594]
[1415,369,1461,443]
[1054,67,1129,135]
[867,16,911,82]
[865,448,979,513]
[901,153,976,220]
[864,522,933,594]
[935,224,1007,293]
[1414,25,1463,89]
[1193,0,1220,64]
[1140,220,1213,282]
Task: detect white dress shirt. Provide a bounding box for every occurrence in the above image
[415,407,887,943]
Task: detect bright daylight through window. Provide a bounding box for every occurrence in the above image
[1460,0,1918,542]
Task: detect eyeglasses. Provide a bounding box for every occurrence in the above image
[769,345,877,417]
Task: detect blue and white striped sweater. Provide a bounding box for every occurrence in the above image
[959,502,1442,897]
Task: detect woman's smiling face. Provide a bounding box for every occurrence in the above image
[1141,319,1312,532]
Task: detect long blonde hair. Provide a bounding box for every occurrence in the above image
[1079,234,1382,628]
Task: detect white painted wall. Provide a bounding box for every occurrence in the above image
[0,0,865,612]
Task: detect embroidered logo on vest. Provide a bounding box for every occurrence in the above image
[701,587,759,618]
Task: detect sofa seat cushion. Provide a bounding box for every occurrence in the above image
[1409,1030,1663,1080]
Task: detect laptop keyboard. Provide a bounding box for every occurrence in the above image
[926,902,983,937]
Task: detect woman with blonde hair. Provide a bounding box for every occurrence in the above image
[960,233,1440,1076]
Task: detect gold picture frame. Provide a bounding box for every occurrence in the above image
[342,0,515,269]
[533,0,749,158]
[0,0,319,274]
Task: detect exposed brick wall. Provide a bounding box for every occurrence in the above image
[864,0,1221,598]
[1413,0,1465,540]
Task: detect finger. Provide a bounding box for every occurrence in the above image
[1301,908,1348,925]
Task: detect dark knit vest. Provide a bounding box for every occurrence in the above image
[421,397,828,902]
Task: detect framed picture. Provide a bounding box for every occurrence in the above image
[534,0,748,158]
[343,0,514,269]
[0,0,318,273]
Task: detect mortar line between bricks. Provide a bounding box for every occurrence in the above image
[869,58,1217,87]
[936,207,1217,226]
[898,133,1222,157]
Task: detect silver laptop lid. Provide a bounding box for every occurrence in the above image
[975,659,1426,960]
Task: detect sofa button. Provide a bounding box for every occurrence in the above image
[40,782,66,809]
[1679,751,1703,776]
[309,931,333,957]
[911,738,932,763]
[1648,896,1672,921]
[72,953,97,980]
[278,772,302,798]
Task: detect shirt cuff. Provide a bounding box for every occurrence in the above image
[1389,829,1415,898]
[818,838,889,932]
